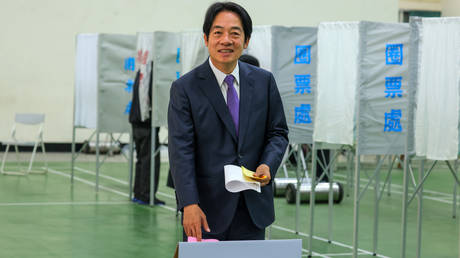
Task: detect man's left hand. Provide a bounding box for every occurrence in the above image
[254,164,271,186]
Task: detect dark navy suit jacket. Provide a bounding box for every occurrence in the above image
[168,59,288,234]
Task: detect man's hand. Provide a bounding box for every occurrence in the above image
[183,204,210,241]
[254,164,271,187]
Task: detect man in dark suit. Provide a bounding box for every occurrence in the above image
[168,2,288,241]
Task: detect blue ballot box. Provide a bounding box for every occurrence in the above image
[173,239,302,258]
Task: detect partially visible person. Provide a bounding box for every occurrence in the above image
[129,61,165,206]
[239,54,260,67]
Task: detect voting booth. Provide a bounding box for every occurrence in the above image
[355,21,412,257]
[310,22,361,256]
[398,17,460,258]
[245,25,319,239]
[314,21,413,257]
[72,33,136,192]
[147,30,207,204]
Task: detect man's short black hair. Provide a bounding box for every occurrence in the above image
[203,2,252,43]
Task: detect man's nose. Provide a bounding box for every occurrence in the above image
[220,33,232,45]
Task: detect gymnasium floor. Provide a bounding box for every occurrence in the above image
[0,153,458,258]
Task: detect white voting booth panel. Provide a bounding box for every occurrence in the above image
[74,33,136,133]
[74,34,98,129]
[245,25,273,71]
[175,239,302,258]
[314,22,359,146]
[271,26,317,144]
[413,17,460,160]
[308,22,361,258]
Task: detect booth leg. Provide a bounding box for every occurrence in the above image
[308,143,318,257]
[352,154,361,258]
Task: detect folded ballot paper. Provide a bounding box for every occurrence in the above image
[224,165,264,193]
[187,237,218,242]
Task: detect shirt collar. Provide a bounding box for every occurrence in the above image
[208,58,240,87]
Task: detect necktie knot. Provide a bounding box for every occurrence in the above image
[224,75,235,88]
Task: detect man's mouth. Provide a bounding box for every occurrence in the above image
[218,49,233,53]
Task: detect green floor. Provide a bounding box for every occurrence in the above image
[0,156,459,258]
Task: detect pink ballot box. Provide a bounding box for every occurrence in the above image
[173,239,302,258]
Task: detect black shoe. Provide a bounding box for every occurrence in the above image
[154,198,165,206]
[132,198,149,205]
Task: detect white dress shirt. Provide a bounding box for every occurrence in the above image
[209,58,240,103]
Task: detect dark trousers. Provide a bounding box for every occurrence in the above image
[182,194,265,241]
[316,149,330,182]
[132,125,160,202]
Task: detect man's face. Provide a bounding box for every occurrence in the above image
[204,11,249,73]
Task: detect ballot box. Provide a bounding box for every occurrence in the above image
[173,239,302,258]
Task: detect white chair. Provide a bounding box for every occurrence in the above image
[1,113,48,175]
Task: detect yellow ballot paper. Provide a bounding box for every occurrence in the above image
[241,166,267,181]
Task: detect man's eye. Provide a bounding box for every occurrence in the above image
[214,31,222,35]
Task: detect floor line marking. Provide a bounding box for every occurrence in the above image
[157,191,177,199]
[47,168,178,213]
[334,173,460,199]
[47,168,129,197]
[304,253,367,258]
[270,225,391,258]
[334,177,459,205]
[74,166,129,186]
[0,201,130,207]
[74,167,178,200]
[302,248,331,258]
[326,253,354,257]
[320,252,353,256]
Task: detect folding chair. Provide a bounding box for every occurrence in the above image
[1,113,48,175]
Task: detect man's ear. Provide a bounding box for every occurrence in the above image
[243,37,250,49]
[204,34,209,47]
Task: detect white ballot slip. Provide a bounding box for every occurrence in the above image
[224,165,261,193]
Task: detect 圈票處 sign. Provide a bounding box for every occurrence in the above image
[271,26,317,144]
[97,34,136,133]
[357,22,412,155]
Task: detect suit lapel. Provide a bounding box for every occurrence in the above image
[197,61,238,143]
[237,62,254,151]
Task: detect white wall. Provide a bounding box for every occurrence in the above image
[399,0,441,11]
[0,0,398,143]
[442,0,460,16]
